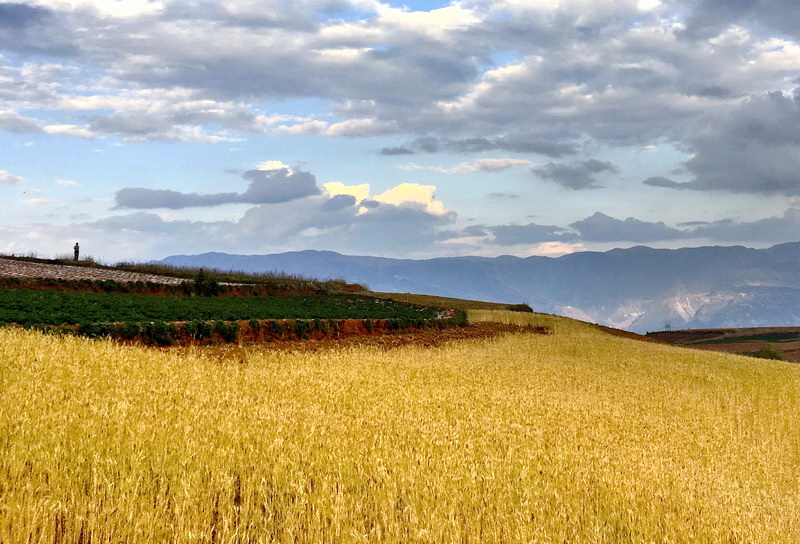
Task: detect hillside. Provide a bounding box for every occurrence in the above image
[3,312,799,542]
[156,242,800,333]
[649,326,800,363]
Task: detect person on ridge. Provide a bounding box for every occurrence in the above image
[73,242,79,261]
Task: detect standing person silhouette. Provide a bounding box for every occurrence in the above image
[74,242,79,261]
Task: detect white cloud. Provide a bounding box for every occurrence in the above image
[377,5,481,40]
[431,158,534,173]
[257,160,291,171]
[374,183,448,215]
[325,118,396,138]
[0,171,24,186]
[32,0,164,18]
[55,179,80,186]
[324,182,371,204]
[276,120,329,135]
[43,124,95,138]
[24,198,58,205]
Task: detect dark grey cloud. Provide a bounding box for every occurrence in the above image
[534,160,617,190]
[0,3,77,56]
[340,205,456,253]
[0,111,41,133]
[239,168,321,203]
[378,146,414,155]
[0,3,50,28]
[115,168,321,209]
[114,188,239,210]
[86,106,264,141]
[212,187,457,256]
[1,0,793,156]
[319,194,357,211]
[462,225,488,237]
[649,90,800,195]
[684,91,800,195]
[692,208,800,243]
[679,0,800,41]
[570,212,687,243]
[488,192,519,199]
[394,137,578,158]
[489,223,577,246]
[686,85,733,98]
[643,176,686,189]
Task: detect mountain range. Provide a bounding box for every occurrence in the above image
[155,242,800,333]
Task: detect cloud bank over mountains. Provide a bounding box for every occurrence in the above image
[78,159,800,259]
[1,0,799,259]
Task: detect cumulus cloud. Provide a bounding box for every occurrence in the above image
[323,182,370,204]
[692,208,800,243]
[0,110,42,133]
[680,91,800,195]
[239,168,321,204]
[97,161,461,257]
[570,212,687,242]
[643,176,686,189]
[0,170,24,186]
[115,166,321,210]
[382,137,578,158]
[432,158,535,174]
[5,0,800,258]
[680,0,800,41]
[1,0,797,158]
[640,91,800,196]
[373,183,449,215]
[489,223,578,246]
[534,160,618,190]
[485,208,800,246]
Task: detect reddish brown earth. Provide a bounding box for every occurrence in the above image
[648,327,800,363]
[0,256,551,352]
[179,322,549,362]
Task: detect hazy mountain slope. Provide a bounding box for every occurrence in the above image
[156,242,800,332]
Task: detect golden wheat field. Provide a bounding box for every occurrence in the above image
[2,312,800,543]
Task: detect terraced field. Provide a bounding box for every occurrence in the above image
[0,256,184,284]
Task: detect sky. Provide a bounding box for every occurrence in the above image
[1,0,800,262]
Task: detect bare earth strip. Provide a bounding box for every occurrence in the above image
[0,257,184,285]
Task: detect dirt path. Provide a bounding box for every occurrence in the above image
[0,257,184,285]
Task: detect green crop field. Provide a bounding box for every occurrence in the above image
[0,290,441,326]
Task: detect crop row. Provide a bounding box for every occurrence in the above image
[0,289,442,326]
[24,314,467,346]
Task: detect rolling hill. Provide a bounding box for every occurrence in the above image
[156,242,800,333]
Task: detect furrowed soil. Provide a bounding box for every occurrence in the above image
[649,327,800,362]
[184,322,545,361]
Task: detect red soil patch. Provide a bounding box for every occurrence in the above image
[173,322,549,361]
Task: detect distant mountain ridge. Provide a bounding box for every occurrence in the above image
[155,242,800,333]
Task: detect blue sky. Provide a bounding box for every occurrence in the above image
[2,0,800,261]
